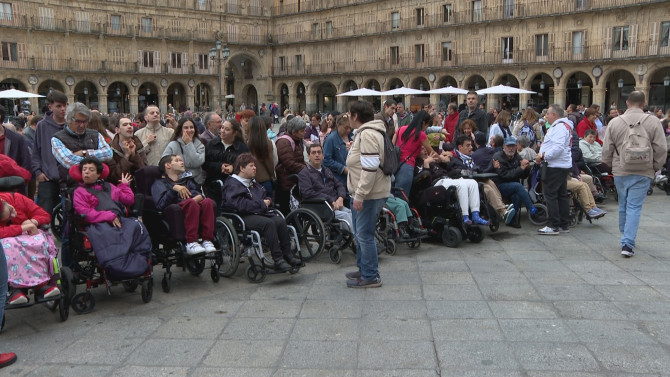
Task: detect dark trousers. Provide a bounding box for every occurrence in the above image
[243,213,291,262]
[36,180,60,215]
[542,167,571,229]
[178,198,215,243]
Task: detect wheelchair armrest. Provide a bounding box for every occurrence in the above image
[130,193,144,217]
[220,212,246,231]
[301,197,329,205]
[0,176,25,191]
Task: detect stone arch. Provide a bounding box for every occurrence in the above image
[464,74,486,91]
[341,79,358,93]
[386,78,404,91]
[74,80,99,110]
[241,84,259,109]
[564,71,593,108]
[645,65,670,112]
[167,82,187,112]
[603,69,636,110]
[410,76,430,91]
[107,81,130,114]
[313,80,338,113]
[528,73,554,111]
[364,79,381,91]
[138,82,160,112]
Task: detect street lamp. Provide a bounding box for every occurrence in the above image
[210,40,230,111]
[617,78,624,88]
[474,82,479,90]
[83,87,88,95]
[540,80,545,90]
[577,80,582,89]
[664,76,670,87]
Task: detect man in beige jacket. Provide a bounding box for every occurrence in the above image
[602,91,667,257]
[135,105,174,166]
[345,101,391,288]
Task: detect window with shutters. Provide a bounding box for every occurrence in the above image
[171,52,182,69]
[141,17,152,33]
[325,21,332,36]
[662,22,670,47]
[279,56,286,71]
[0,3,12,21]
[1,41,18,61]
[391,12,399,29]
[197,53,209,70]
[502,36,513,62]
[171,19,180,33]
[227,0,238,13]
[39,7,54,30]
[111,48,124,65]
[251,26,260,43]
[442,42,453,62]
[576,0,586,10]
[198,21,208,36]
[416,8,424,26]
[535,34,548,57]
[75,11,90,32]
[312,23,319,38]
[504,0,514,18]
[443,4,453,23]
[110,15,121,32]
[390,46,400,65]
[227,24,237,41]
[142,51,155,67]
[197,0,207,10]
[415,44,424,63]
[295,55,302,70]
[613,26,629,51]
[572,31,584,56]
[472,1,482,22]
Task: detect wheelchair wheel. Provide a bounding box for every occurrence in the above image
[528,203,548,226]
[467,227,485,243]
[285,208,326,262]
[1,313,4,333]
[186,257,206,276]
[211,266,220,282]
[59,266,74,322]
[215,217,240,278]
[442,226,462,248]
[569,211,579,228]
[51,202,64,241]
[385,239,397,255]
[141,278,153,303]
[161,274,171,293]
[71,292,95,314]
[329,247,342,264]
[122,279,139,292]
[245,264,266,283]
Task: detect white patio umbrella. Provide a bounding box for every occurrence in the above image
[476,85,535,95]
[426,86,469,95]
[380,87,427,96]
[224,94,235,99]
[0,89,44,99]
[336,88,382,97]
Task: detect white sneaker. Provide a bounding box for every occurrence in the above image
[185,242,206,255]
[201,240,217,253]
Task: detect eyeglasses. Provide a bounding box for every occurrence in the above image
[73,119,89,125]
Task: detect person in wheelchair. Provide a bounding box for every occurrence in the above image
[298,143,352,230]
[152,155,217,256]
[71,157,152,280]
[490,136,539,228]
[579,129,611,175]
[221,153,301,272]
[0,191,60,305]
[416,149,490,226]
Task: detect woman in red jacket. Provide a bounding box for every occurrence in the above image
[443,103,459,143]
[576,107,602,144]
[0,192,59,305]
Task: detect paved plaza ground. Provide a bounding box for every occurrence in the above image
[3,192,670,377]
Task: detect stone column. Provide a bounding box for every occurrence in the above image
[288,92,297,113]
[486,94,496,109]
[98,94,108,114]
[129,94,139,115]
[592,87,607,110]
[553,88,567,109]
[306,90,317,113]
[430,94,440,109]
[67,94,75,105]
[186,93,195,113]
[519,93,530,109]
[159,94,167,114]
[635,86,650,105]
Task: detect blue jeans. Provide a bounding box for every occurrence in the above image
[0,243,7,324]
[394,163,415,202]
[497,182,534,212]
[614,175,651,249]
[351,197,386,281]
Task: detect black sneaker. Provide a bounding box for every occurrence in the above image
[284,254,302,266]
[559,227,570,233]
[345,270,361,280]
[621,245,635,257]
[274,258,292,272]
[347,276,382,288]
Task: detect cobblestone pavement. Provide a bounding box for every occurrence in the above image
[3,192,670,377]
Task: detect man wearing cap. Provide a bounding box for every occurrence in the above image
[491,136,537,228]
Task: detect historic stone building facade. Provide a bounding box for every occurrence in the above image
[1,0,669,115]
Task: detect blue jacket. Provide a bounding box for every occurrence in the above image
[151,176,201,210]
[298,164,347,203]
[220,175,272,216]
[31,111,65,179]
[322,131,348,185]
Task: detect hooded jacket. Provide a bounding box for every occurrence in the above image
[539,117,573,169]
[31,111,64,180]
[346,120,391,201]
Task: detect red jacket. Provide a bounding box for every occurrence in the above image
[0,192,51,238]
[0,154,31,182]
[576,118,602,144]
[443,112,459,143]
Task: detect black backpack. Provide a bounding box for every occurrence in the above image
[376,129,401,176]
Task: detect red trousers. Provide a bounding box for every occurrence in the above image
[178,198,215,243]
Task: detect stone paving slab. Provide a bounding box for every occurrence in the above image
[3,194,670,376]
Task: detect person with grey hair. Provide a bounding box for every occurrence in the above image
[51,102,113,184]
[396,102,412,128]
[536,104,572,235]
[516,135,537,162]
[200,111,222,145]
[275,116,307,214]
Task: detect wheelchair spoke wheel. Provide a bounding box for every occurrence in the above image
[528,204,548,226]
[71,292,95,314]
[285,209,326,262]
[442,226,462,248]
[467,226,485,243]
[122,279,139,292]
[385,239,397,255]
[141,278,153,303]
[161,274,171,293]
[215,217,240,278]
[186,257,206,276]
[245,264,266,283]
[58,266,73,322]
[211,266,221,282]
[51,202,64,241]
[329,247,342,264]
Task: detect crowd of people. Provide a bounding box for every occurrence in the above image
[0,88,668,368]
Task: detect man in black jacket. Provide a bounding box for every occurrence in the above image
[456,91,489,139]
[491,136,537,228]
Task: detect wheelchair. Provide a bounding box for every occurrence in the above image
[287,175,350,264]
[217,209,303,283]
[135,166,227,293]
[1,176,72,331]
[582,162,617,201]
[375,187,428,256]
[62,187,152,314]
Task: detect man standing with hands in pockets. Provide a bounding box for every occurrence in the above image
[344,101,390,288]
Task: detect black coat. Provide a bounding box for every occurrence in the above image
[221,176,272,216]
[491,151,530,184]
[297,164,347,203]
[203,138,249,185]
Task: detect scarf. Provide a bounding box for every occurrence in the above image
[457,151,475,169]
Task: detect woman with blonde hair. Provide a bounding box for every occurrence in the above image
[513,108,544,149]
[487,110,512,146]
